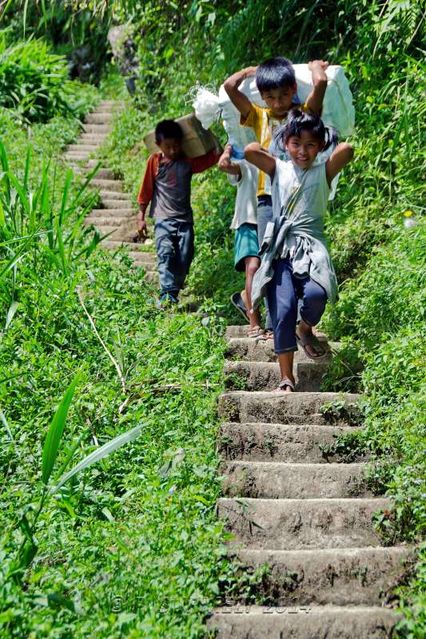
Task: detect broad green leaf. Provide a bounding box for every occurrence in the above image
[41,373,81,484]
[51,423,143,494]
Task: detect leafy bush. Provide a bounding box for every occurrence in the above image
[0,34,98,123]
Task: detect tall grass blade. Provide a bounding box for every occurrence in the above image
[5,300,19,330]
[50,424,143,494]
[41,372,81,485]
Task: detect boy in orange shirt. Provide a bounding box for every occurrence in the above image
[137,119,221,304]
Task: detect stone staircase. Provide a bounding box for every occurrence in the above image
[209,325,413,638]
[64,100,158,280]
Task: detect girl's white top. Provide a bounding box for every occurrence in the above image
[251,157,338,307]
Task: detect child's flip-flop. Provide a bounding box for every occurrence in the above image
[230,291,249,322]
[295,331,326,359]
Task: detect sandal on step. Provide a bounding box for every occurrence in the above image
[230,291,249,322]
[275,377,295,392]
[247,326,264,338]
[295,330,326,360]
[256,329,274,341]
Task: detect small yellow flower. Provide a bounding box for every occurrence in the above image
[403,210,414,217]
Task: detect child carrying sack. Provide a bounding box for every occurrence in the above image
[193,64,355,149]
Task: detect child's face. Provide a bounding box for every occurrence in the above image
[260,84,297,117]
[157,137,183,160]
[285,131,323,169]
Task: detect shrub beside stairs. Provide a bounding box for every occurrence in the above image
[209,326,414,638]
[64,99,157,281]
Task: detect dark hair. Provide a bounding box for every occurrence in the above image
[155,119,183,143]
[256,56,296,93]
[274,109,338,151]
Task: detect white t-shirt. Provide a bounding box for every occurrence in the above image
[228,161,258,230]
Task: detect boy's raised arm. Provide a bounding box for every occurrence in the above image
[305,60,329,115]
[326,142,354,184]
[224,66,258,119]
[244,142,276,178]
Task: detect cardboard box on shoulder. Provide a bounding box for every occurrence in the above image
[143,113,219,158]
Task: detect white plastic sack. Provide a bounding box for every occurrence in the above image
[193,64,354,149]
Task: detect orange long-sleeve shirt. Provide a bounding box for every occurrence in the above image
[137,149,220,220]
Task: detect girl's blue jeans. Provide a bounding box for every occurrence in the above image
[267,258,327,354]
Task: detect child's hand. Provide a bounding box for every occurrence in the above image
[217,145,241,176]
[136,219,148,242]
[309,59,329,72]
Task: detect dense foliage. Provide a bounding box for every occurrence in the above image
[0,0,425,637]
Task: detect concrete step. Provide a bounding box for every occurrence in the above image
[221,462,371,499]
[83,124,112,135]
[100,190,130,201]
[67,144,99,152]
[101,198,133,210]
[91,179,123,192]
[127,251,157,266]
[100,240,151,251]
[84,222,136,241]
[100,198,133,209]
[73,167,115,180]
[209,605,398,638]
[232,546,413,607]
[218,391,362,425]
[64,152,92,161]
[226,325,328,340]
[218,497,388,549]
[85,112,113,124]
[85,215,135,226]
[224,360,329,392]
[218,422,362,463]
[78,134,107,143]
[88,208,137,218]
[225,336,339,363]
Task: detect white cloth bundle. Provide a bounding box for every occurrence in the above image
[193,64,355,148]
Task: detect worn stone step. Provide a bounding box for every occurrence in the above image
[67,144,99,152]
[64,152,92,161]
[78,134,107,143]
[85,112,113,124]
[222,462,371,499]
[218,422,363,463]
[101,198,133,214]
[100,190,130,201]
[83,124,111,135]
[218,391,362,426]
[226,336,339,363]
[100,198,133,209]
[224,360,329,392]
[233,546,413,607]
[209,605,398,639]
[89,208,137,218]
[100,240,151,252]
[84,223,136,241]
[73,167,115,180]
[91,179,123,192]
[127,251,157,266]
[218,497,388,549]
[226,325,328,340]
